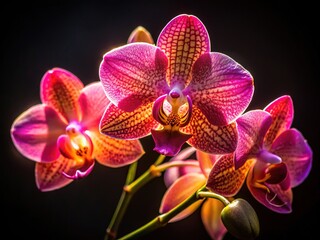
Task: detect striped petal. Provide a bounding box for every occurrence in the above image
[188,52,254,125]
[10,104,66,163]
[99,43,169,111]
[157,14,210,88]
[99,102,158,139]
[160,173,206,222]
[206,154,254,197]
[201,198,227,240]
[247,164,293,213]
[79,82,110,130]
[40,68,83,123]
[235,110,272,169]
[196,150,221,178]
[89,130,144,167]
[270,129,312,188]
[35,155,74,192]
[181,106,238,154]
[264,95,294,148]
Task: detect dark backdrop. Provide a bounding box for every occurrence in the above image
[2,1,319,239]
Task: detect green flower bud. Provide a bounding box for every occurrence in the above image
[221,198,260,239]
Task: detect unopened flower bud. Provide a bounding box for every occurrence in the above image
[221,198,260,240]
[127,26,154,44]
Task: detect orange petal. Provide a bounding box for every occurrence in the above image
[40,68,84,123]
[35,155,74,191]
[201,198,227,240]
[89,130,144,167]
[127,26,154,44]
[196,150,222,178]
[157,14,210,88]
[206,154,254,197]
[160,173,206,222]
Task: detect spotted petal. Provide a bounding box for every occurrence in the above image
[40,68,83,123]
[89,130,144,167]
[160,173,206,222]
[235,110,272,169]
[100,102,158,139]
[206,154,254,197]
[99,43,169,111]
[35,155,74,192]
[157,14,210,88]
[264,95,294,148]
[270,128,312,187]
[11,104,66,163]
[181,106,238,154]
[188,52,254,125]
[79,82,110,130]
[201,198,227,240]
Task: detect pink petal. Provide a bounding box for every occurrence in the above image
[235,110,272,169]
[151,128,192,156]
[99,43,169,111]
[196,150,221,178]
[181,106,238,154]
[247,165,293,213]
[35,155,74,191]
[100,102,158,139]
[201,198,227,240]
[188,52,254,125]
[89,130,144,167]
[40,68,83,122]
[157,14,210,88]
[79,82,110,130]
[62,160,95,180]
[264,95,294,148]
[206,154,253,197]
[160,173,206,222]
[270,128,312,187]
[11,104,66,163]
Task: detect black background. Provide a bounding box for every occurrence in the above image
[2,1,319,239]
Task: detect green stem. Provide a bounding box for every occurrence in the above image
[197,190,230,206]
[104,155,166,240]
[117,185,207,240]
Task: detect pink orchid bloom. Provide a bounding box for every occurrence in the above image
[99,14,254,156]
[160,147,228,240]
[206,95,312,213]
[11,68,144,192]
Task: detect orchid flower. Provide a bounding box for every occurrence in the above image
[206,95,312,213]
[160,147,228,240]
[10,68,144,191]
[99,14,254,156]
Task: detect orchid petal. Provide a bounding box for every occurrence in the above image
[181,106,238,154]
[201,198,227,240]
[99,43,169,111]
[89,130,144,167]
[40,68,83,122]
[188,52,254,125]
[127,26,154,44]
[160,173,206,222]
[79,82,110,130]
[62,160,95,180]
[264,95,294,148]
[196,150,222,178]
[151,128,192,156]
[247,165,293,213]
[235,110,272,169]
[35,155,74,192]
[11,104,65,163]
[206,154,254,197]
[100,102,158,139]
[157,14,210,88]
[164,147,198,187]
[270,129,312,187]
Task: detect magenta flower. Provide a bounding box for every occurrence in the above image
[99,14,254,156]
[160,147,228,240]
[206,95,312,213]
[11,68,144,191]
